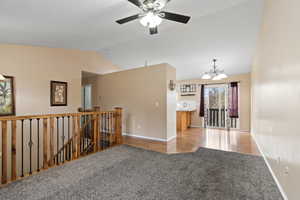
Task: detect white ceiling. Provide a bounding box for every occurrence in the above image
[0,0,264,80]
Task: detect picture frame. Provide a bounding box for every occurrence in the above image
[50,81,68,106]
[0,76,16,116]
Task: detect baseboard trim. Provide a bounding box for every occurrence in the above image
[252,134,288,200]
[123,133,175,142]
[190,125,202,128]
[166,135,177,142]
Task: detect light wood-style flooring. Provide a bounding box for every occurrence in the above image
[124,128,260,156]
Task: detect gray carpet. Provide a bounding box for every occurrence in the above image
[0,145,282,200]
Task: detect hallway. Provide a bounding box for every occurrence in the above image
[124,128,260,155]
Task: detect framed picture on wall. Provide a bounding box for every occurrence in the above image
[0,76,15,116]
[50,81,68,106]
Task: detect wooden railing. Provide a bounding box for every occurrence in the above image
[205,108,238,129]
[0,107,123,185]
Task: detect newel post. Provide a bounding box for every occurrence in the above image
[114,107,123,145]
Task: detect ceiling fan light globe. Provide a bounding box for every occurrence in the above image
[140,12,162,28]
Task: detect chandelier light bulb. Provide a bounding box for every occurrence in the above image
[140,12,162,28]
[218,73,228,79]
[201,73,211,80]
[212,74,222,81]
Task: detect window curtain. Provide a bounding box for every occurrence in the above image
[229,82,239,118]
[199,84,205,117]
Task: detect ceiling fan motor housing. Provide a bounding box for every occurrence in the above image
[143,0,168,10]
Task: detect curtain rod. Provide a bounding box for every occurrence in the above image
[197,81,241,86]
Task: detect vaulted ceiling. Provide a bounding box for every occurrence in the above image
[0,0,263,80]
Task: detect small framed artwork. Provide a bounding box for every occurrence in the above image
[0,76,15,116]
[50,81,68,106]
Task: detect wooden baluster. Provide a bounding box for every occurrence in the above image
[76,116,81,158]
[98,113,103,150]
[110,112,113,146]
[114,108,123,145]
[43,118,49,169]
[96,114,100,151]
[1,120,8,184]
[11,120,17,181]
[72,116,77,160]
[93,114,98,153]
[49,117,54,166]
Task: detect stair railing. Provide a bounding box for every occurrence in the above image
[0,107,123,185]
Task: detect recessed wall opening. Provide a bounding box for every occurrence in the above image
[81,71,100,111]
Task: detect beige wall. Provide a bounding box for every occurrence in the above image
[97,63,177,141]
[0,44,119,180]
[177,73,251,131]
[251,0,300,199]
[0,44,119,115]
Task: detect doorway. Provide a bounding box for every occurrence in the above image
[81,71,99,111]
[82,84,92,110]
[204,84,239,129]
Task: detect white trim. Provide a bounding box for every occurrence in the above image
[123,133,175,142]
[190,125,202,128]
[166,135,177,142]
[252,135,288,200]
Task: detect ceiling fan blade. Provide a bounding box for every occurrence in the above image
[128,0,142,7]
[116,14,140,24]
[160,11,191,24]
[149,26,158,35]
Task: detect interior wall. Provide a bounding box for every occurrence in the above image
[251,0,300,199]
[97,63,177,141]
[177,73,251,131]
[0,44,120,180]
[0,44,119,115]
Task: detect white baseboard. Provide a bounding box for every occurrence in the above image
[190,125,202,128]
[123,133,176,142]
[252,134,288,200]
[166,135,177,142]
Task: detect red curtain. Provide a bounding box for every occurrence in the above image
[229,82,239,118]
[199,85,205,117]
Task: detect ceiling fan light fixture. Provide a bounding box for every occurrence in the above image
[140,12,162,28]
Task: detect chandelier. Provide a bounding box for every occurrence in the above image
[201,59,228,80]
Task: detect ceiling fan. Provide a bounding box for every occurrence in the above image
[116,0,191,35]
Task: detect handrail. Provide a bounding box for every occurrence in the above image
[0,111,115,121]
